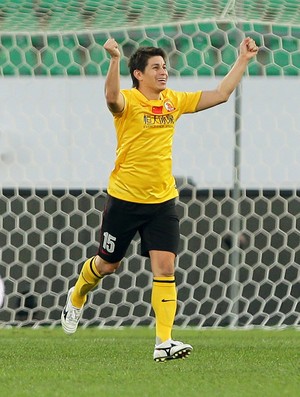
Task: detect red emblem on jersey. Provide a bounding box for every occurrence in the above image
[164,100,175,112]
[152,106,163,114]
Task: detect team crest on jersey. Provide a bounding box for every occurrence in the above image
[164,100,175,112]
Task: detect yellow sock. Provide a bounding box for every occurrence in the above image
[151,276,177,344]
[71,256,103,308]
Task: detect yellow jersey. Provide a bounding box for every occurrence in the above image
[107,87,202,204]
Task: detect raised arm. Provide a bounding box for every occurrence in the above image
[196,37,258,112]
[104,38,125,113]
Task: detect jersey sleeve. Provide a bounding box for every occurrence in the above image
[110,90,128,118]
[173,90,202,116]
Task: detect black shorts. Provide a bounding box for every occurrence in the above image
[97,195,180,263]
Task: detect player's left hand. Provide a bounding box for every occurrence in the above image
[240,37,259,60]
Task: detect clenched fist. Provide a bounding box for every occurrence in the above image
[104,38,121,59]
[240,37,259,60]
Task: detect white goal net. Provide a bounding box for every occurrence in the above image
[0,0,300,329]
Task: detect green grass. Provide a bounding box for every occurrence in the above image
[0,327,299,397]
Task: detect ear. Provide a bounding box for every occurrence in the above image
[133,69,143,82]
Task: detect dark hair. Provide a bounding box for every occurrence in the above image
[128,47,167,88]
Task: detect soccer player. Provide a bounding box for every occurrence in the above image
[61,37,258,361]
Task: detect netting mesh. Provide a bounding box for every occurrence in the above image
[1,0,300,32]
[0,1,300,329]
[1,188,300,328]
[0,22,300,76]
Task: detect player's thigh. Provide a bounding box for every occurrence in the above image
[97,195,138,263]
[140,199,180,256]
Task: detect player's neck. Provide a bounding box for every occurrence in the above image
[137,87,163,101]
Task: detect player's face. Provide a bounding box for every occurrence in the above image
[141,56,168,92]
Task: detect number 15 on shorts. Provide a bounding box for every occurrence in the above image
[102,232,116,253]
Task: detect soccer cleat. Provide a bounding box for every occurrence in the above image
[61,287,83,334]
[153,339,193,362]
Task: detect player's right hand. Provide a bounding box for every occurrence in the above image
[104,38,121,58]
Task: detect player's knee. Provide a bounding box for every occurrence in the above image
[95,255,120,276]
[153,262,175,277]
[160,267,175,277]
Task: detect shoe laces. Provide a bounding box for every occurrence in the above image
[68,306,81,323]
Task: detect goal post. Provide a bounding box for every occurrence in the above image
[0,0,300,329]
